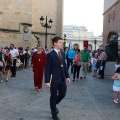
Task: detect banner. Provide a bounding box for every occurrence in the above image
[83,40,88,48]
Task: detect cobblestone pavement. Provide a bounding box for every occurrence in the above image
[0,68,120,120]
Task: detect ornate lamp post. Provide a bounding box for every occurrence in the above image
[94,39,97,50]
[63,34,67,51]
[40,16,53,48]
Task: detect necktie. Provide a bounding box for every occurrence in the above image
[58,51,63,67]
[58,51,62,62]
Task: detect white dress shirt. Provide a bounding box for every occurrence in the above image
[10,49,19,59]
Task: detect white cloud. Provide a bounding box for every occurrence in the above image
[63,0,104,36]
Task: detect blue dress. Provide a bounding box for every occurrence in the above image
[92,58,97,70]
[0,52,3,71]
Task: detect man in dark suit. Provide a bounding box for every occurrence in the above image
[45,36,70,120]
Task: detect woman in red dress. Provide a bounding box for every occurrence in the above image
[32,44,46,92]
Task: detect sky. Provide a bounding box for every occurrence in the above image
[63,0,104,36]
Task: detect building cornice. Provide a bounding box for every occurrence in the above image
[32,31,56,35]
[0,28,20,33]
[21,23,32,27]
[103,0,120,15]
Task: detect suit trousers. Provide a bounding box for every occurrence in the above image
[50,81,67,116]
[99,60,106,79]
[25,58,29,68]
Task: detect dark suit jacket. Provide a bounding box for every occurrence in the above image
[45,50,69,84]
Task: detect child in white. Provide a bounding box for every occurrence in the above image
[111,67,120,103]
[92,56,98,77]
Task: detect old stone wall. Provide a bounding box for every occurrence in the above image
[0,0,32,48]
[32,0,57,49]
[0,0,63,50]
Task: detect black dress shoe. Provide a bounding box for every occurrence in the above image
[52,115,60,120]
[56,107,59,114]
[11,75,16,77]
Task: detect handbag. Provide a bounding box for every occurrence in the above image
[0,61,3,67]
[16,59,21,67]
[5,54,12,67]
[6,61,12,67]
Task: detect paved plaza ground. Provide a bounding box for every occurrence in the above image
[0,68,120,120]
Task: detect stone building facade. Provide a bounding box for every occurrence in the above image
[103,0,120,45]
[63,25,102,50]
[0,0,63,49]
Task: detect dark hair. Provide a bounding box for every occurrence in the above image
[115,58,120,64]
[116,67,120,73]
[6,48,10,51]
[52,36,62,45]
[10,44,14,46]
[76,49,80,53]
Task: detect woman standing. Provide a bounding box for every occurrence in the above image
[73,49,81,81]
[32,44,46,92]
[0,47,5,83]
[19,47,25,66]
[4,48,13,81]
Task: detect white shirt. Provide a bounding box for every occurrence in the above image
[28,50,31,55]
[34,49,37,52]
[99,52,108,60]
[23,50,31,55]
[10,49,19,58]
[54,48,60,54]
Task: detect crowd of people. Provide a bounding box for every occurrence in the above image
[66,46,108,81]
[0,37,120,120]
[0,44,46,83]
[66,46,120,105]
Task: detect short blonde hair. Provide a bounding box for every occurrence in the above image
[37,44,42,47]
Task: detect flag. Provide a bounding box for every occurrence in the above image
[83,41,88,48]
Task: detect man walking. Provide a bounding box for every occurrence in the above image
[45,36,70,120]
[10,44,19,77]
[80,47,90,79]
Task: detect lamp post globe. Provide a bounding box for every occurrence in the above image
[39,16,53,48]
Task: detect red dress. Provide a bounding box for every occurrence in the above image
[32,51,46,89]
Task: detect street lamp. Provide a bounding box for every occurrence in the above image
[40,16,53,48]
[94,39,97,50]
[63,34,67,51]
